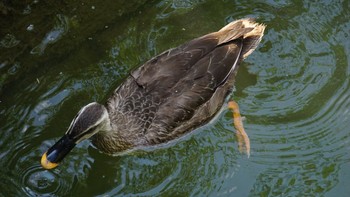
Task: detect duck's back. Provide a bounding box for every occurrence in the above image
[105,18,265,149]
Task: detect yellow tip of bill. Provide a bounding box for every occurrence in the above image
[41,152,59,169]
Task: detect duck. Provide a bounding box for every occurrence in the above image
[41,18,265,169]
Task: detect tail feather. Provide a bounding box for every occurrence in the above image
[218,18,266,59]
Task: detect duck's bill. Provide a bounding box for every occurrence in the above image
[41,135,76,169]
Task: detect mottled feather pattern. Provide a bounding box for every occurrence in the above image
[92,18,265,151]
[145,41,243,144]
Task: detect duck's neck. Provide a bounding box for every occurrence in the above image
[91,117,133,154]
[91,133,132,154]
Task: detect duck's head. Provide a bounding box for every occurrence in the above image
[41,102,111,169]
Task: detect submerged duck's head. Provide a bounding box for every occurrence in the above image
[41,102,111,169]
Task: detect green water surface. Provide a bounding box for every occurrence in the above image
[0,0,349,196]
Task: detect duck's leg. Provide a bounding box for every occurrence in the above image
[228,100,250,158]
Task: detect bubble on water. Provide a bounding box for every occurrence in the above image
[27,24,34,31]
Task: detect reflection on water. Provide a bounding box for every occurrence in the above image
[1,0,350,196]
[31,14,70,55]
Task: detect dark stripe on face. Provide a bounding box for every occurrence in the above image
[66,103,105,137]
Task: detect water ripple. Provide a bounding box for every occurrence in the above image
[1,0,350,196]
[22,166,61,196]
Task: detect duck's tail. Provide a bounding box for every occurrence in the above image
[217,18,266,59]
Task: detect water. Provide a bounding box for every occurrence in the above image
[1,0,349,196]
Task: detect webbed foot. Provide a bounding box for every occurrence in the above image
[228,100,250,158]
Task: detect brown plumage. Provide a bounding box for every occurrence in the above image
[41,18,265,169]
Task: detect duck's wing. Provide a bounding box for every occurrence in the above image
[133,19,265,144]
[132,18,264,93]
